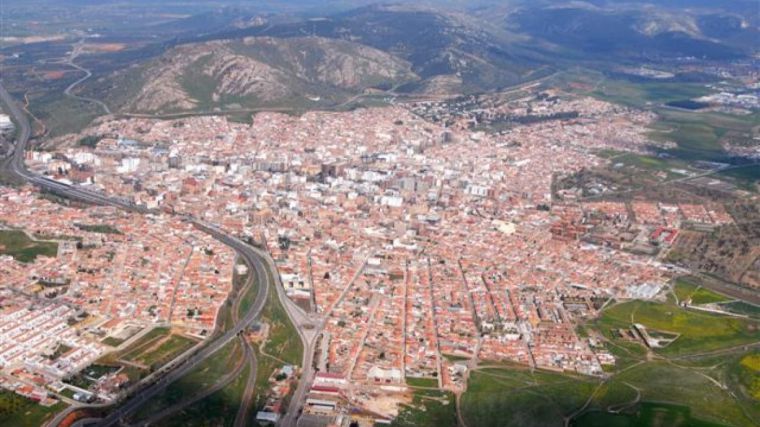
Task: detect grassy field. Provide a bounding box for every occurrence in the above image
[458,294,760,427]
[734,351,760,400]
[573,402,726,427]
[129,337,244,423]
[391,389,457,427]
[29,93,104,138]
[258,270,303,366]
[0,390,65,427]
[406,376,439,388]
[718,301,760,319]
[690,287,730,305]
[442,353,470,362]
[162,361,251,427]
[673,277,729,305]
[101,336,125,347]
[250,267,304,412]
[0,229,58,263]
[74,223,122,234]
[595,300,759,356]
[234,261,256,320]
[611,361,754,426]
[129,334,197,370]
[461,365,597,427]
[96,327,198,382]
[462,360,758,427]
[573,296,760,426]
[592,80,712,108]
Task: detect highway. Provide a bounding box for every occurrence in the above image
[134,336,250,427]
[0,79,308,427]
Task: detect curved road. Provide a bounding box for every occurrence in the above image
[0,80,306,426]
[133,336,250,427]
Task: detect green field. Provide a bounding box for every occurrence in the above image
[96,327,198,382]
[406,376,439,388]
[733,351,760,401]
[442,353,470,362]
[129,334,197,370]
[129,337,244,423]
[101,336,126,347]
[673,278,729,305]
[461,365,598,427]
[391,389,457,427]
[573,402,726,427]
[593,81,712,108]
[460,294,760,427]
[250,266,304,412]
[610,361,755,426]
[161,360,251,427]
[74,223,122,234]
[29,93,104,138]
[0,390,65,427]
[595,300,759,356]
[718,301,760,319]
[0,230,58,263]
[258,269,303,366]
[461,360,758,427]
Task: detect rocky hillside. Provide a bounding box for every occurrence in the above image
[195,4,550,95]
[114,36,417,113]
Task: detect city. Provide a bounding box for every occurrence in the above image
[0,1,758,427]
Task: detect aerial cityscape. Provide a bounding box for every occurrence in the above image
[0,1,758,427]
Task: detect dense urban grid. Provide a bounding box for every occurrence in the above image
[3,87,749,424]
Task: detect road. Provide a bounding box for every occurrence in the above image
[61,39,112,116]
[134,336,249,427]
[0,79,308,427]
[233,339,258,427]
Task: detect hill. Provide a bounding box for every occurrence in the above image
[96,36,418,114]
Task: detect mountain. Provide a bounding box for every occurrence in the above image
[504,3,758,61]
[80,4,550,114]
[222,5,549,93]
[97,36,417,113]
[75,2,757,115]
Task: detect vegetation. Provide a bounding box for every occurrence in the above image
[462,292,760,427]
[0,230,58,263]
[462,359,758,427]
[96,327,197,382]
[161,361,251,427]
[130,334,197,370]
[66,364,120,389]
[251,266,304,411]
[77,135,104,148]
[735,352,760,400]
[595,299,759,356]
[572,402,727,427]
[258,269,303,366]
[406,376,439,388]
[101,336,125,347]
[129,338,244,423]
[75,223,122,234]
[0,390,65,427]
[717,301,760,319]
[461,365,597,427]
[673,277,729,305]
[391,389,457,427]
[29,94,103,138]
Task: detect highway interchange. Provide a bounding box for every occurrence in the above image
[0,80,315,427]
